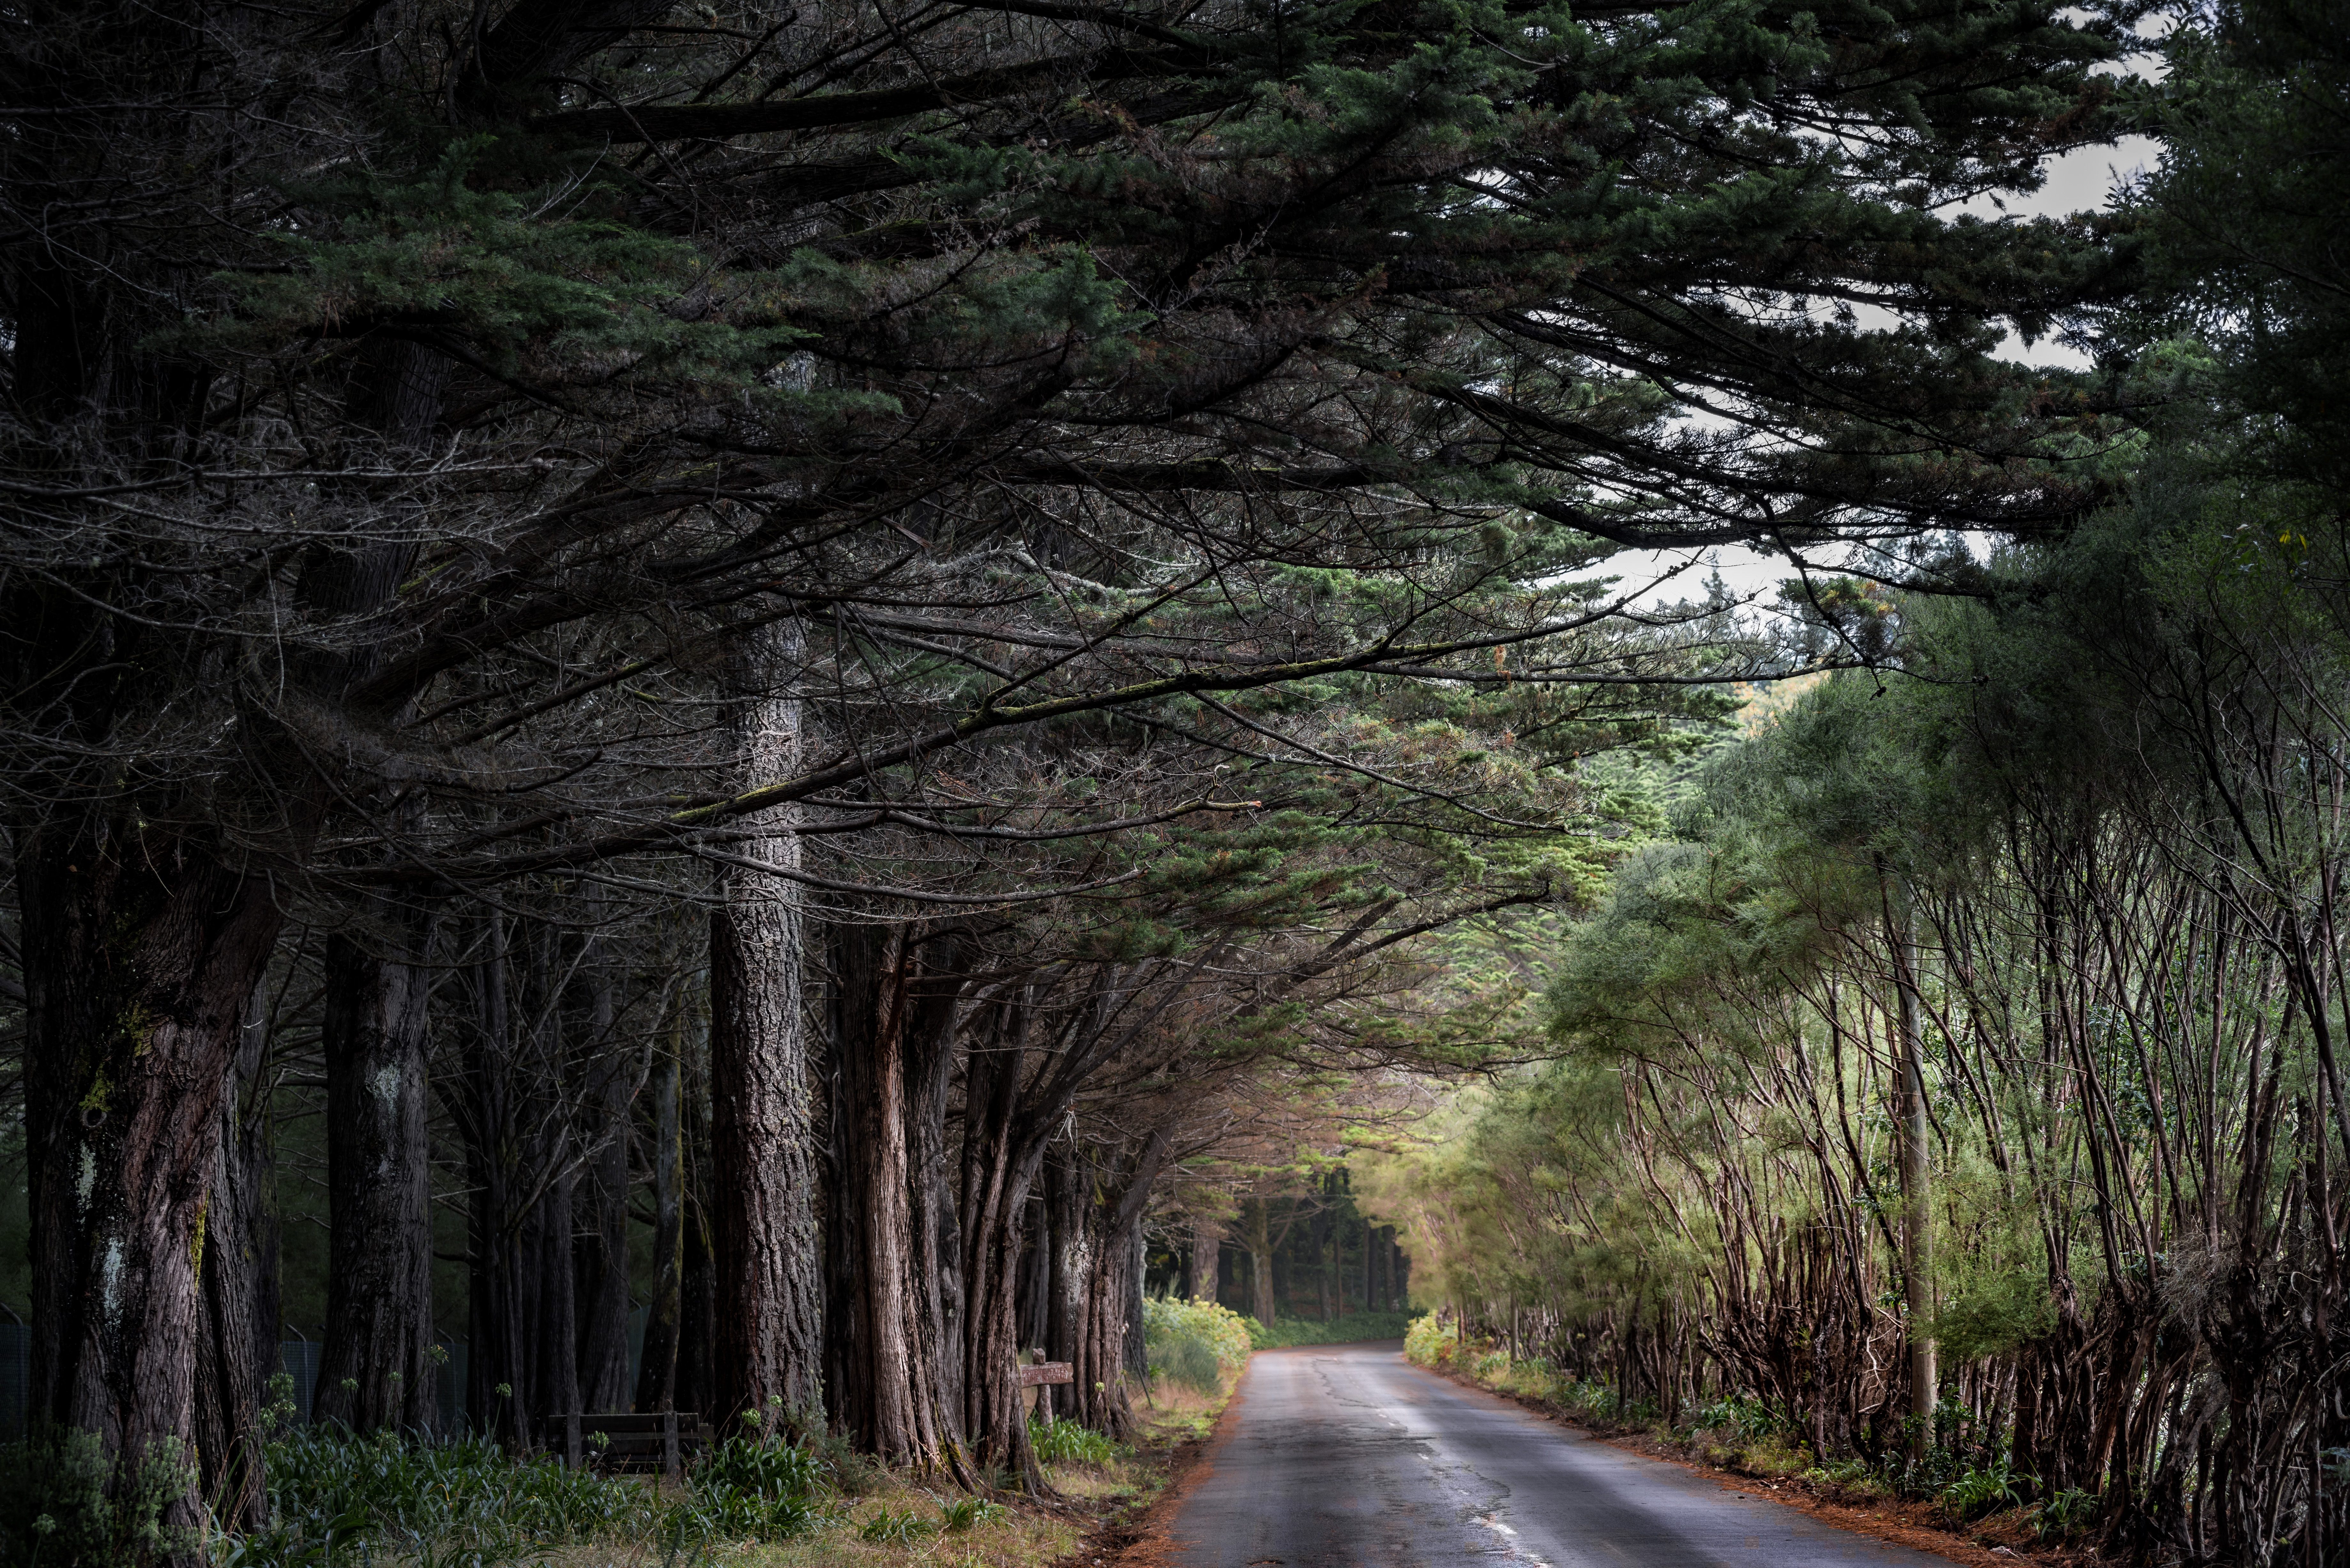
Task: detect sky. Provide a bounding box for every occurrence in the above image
[1601,127,2164,611]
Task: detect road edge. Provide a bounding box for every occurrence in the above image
[1058,1368,1253,1568]
[1420,1361,2075,1568]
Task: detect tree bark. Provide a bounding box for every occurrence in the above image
[1888,881,1937,1459]
[1189,1219,1221,1304]
[828,921,970,1473]
[20,825,284,1524]
[194,978,275,1528]
[574,943,637,1414]
[633,1011,686,1413]
[959,995,1049,1490]
[455,912,531,1446]
[1242,1197,1277,1326]
[674,1023,718,1423]
[1044,1148,1086,1423]
[1069,1133,1167,1440]
[709,623,824,1427]
[313,910,440,1434]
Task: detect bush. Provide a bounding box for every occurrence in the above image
[1403,1313,1465,1370]
[1143,1296,1251,1384]
[1686,1394,1792,1442]
[0,1427,199,1568]
[937,1497,1006,1534]
[1152,1334,1222,1393]
[693,1434,824,1500]
[856,1508,933,1545]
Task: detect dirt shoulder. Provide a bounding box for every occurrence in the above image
[1049,1379,1240,1568]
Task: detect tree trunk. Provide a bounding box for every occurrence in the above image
[1889,882,1937,1459]
[532,1162,580,1433]
[194,979,276,1528]
[452,910,540,1448]
[673,991,718,1422]
[20,825,284,1524]
[314,911,440,1434]
[1243,1198,1277,1327]
[1070,1133,1169,1440]
[709,622,823,1426]
[574,946,637,1414]
[828,922,969,1473]
[907,944,967,1436]
[1189,1220,1221,1304]
[633,1013,686,1413]
[1311,1196,1334,1322]
[958,995,1048,1491]
[1044,1149,1086,1422]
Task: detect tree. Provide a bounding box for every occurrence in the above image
[1,0,2141,1509]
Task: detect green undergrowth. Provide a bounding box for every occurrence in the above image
[1245,1310,1415,1349]
[1405,1315,2096,1549]
[1143,1297,1251,1392]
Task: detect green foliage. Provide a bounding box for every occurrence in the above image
[1402,1313,1460,1371]
[855,1509,934,1545]
[1937,1457,2024,1522]
[2125,1,2350,493]
[1024,1415,1120,1468]
[189,140,808,393]
[253,1424,835,1566]
[1143,1296,1252,1389]
[264,1428,658,1548]
[1685,1395,1793,1444]
[936,1497,1006,1534]
[1246,1311,1415,1350]
[0,1428,198,1568]
[692,1433,825,1501]
[2032,1486,2097,1543]
[1933,1267,2057,1365]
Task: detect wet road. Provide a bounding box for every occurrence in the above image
[1166,1343,1952,1568]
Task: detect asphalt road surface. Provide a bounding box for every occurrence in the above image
[1166,1342,1954,1568]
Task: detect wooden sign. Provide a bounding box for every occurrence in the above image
[1018,1361,1074,1386]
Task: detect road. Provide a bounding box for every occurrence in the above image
[1165,1342,1954,1568]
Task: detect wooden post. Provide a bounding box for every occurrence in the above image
[564,1410,582,1468]
[661,1408,680,1482]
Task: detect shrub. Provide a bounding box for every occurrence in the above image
[1686,1394,1792,1442]
[1143,1297,1251,1381]
[1403,1313,1466,1370]
[264,1427,660,1549]
[693,1434,824,1500]
[1151,1334,1223,1393]
[0,1428,199,1568]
